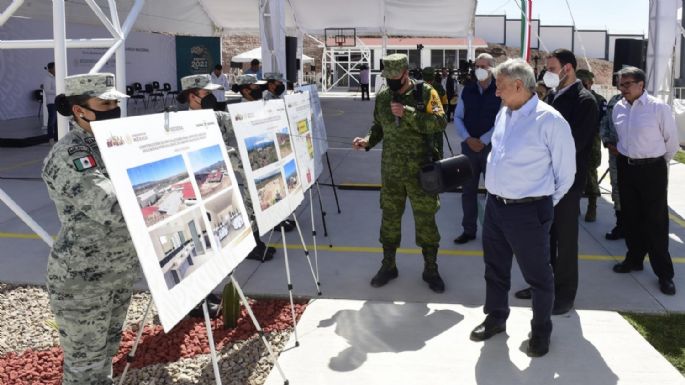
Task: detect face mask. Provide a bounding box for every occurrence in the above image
[274,84,286,96]
[250,88,263,100]
[80,106,121,122]
[387,77,404,92]
[543,71,560,89]
[200,93,217,110]
[475,68,489,81]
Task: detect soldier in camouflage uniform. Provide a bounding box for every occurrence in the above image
[263,72,286,101]
[42,73,138,385]
[180,74,278,260]
[576,69,607,222]
[353,54,448,293]
[422,67,448,156]
[601,91,624,240]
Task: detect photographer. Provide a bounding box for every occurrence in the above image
[352,54,448,293]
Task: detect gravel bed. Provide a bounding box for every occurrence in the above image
[0,283,60,354]
[116,330,292,385]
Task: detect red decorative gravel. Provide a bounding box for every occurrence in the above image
[0,299,306,385]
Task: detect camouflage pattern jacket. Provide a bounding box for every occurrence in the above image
[365,80,447,165]
[42,122,136,276]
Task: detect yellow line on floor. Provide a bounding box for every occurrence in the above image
[2,232,684,264]
[269,243,685,264]
[0,158,43,173]
[669,212,685,229]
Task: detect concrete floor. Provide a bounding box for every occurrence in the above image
[2,95,685,383]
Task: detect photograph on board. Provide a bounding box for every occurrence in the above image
[254,168,287,211]
[204,189,249,249]
[283,158,299,193]
[245,133,279,172]
[276,127,293,158]
[127,155,197,227]
[188,145,232,200]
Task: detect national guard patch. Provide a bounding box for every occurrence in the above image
[67,145,90,156]
[73,155,97,171]
[84,137,97,146]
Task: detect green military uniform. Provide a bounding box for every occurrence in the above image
[42,74,139,385]
[576,69,607,222]
[422,67,447,157]
[365,54,447,291]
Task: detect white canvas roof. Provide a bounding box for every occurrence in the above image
[1,0,477,37]
[232,46,314,64]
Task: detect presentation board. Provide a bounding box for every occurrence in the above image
[295,85,327,178]
[92,110,255,332]
[228,100,305,236]
[283,91,316,191]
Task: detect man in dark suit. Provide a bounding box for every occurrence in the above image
[515,49,598,315]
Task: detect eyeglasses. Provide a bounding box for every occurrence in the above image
[618,80,638,89]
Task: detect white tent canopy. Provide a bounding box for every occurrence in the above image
[1,0,476,37]
[232,46,314,64]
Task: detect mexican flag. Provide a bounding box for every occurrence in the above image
[73,155,97,171]
[520,0,532,62]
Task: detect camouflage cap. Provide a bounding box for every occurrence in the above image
[64,73,128,99]
[422,67,436,81]
[235,74,267,86]
[263,72,285,81]
[575,69,594,81]
[382,53,408,78]
[181,74,222,91]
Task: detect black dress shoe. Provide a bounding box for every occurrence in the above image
[470,321,506,342]
[188,300,221,318]
[612,261,643,273]
[514,287,532,300]
[422,270,445,293]
[276,219,296,232]
[246,244,275,261]
[605,226,624,240]
[370,265,398,287]
[527,335,550,357]
[453,233,476,244]
[659,279,676,295]
[552,301,573,315]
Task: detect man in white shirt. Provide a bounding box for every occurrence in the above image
[469,58,576,358]
[611,66,680,295]
[42,62,57,142]
[210,64,230,111]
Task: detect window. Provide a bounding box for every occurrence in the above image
[431,50,444,67]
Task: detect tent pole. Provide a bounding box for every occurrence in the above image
[53,0,68,140]
[0,0,24,27]
[0,38,117,49]
[109,0,128,117]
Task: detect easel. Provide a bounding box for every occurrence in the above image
[117,275,290,385]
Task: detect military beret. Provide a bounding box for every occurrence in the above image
[264,72,285,81]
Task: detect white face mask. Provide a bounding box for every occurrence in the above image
[543,71,560,89]
[475,68,489,81]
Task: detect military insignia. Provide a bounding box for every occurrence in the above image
[73,155,97,171]
[84,137,97,145]
[67,145,90,156]
[106,76,114,87]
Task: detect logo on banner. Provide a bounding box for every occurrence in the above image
[190,45,211,73]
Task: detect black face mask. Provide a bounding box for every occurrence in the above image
[387,77,404,92]
[200,93,217,110]
[80,106,121,122]
[250,88,263,100]
[274,84,286,96]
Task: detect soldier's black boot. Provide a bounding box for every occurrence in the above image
[605,210,624,240]
[370,247,398,288]
[422,247,445,293]
[584,196,597,222]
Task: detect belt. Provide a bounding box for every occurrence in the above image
[619,154,663,165]
[491,194,548,205]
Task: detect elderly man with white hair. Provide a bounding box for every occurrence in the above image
[453,52,502,245]
[469,58,576,358]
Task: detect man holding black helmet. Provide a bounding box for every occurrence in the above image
[352,53,448,293]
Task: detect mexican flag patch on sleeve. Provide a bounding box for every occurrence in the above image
[73,154,97,171]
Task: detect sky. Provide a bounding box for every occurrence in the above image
[188,145,224,172]
[476,0,650,36]
[283,158,297,178]
[127,155,187,186]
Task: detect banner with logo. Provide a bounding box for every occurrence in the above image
[91,110,255,332]
[175,36,222,90]
[228,100,305,236]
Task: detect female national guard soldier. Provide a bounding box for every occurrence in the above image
[42,73,139,385]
